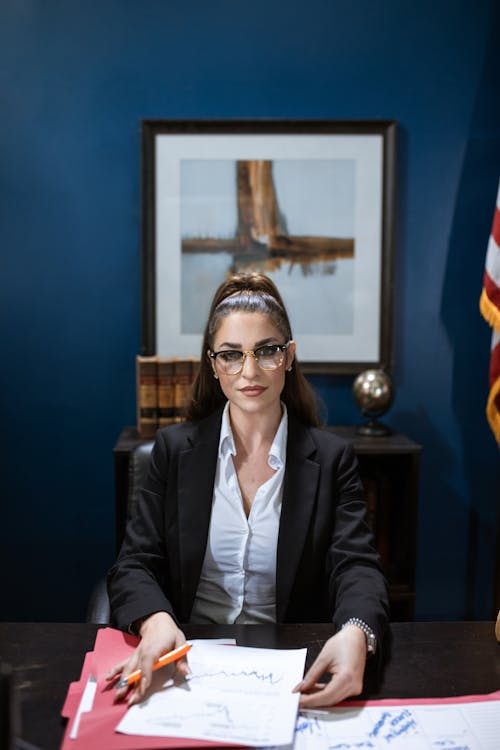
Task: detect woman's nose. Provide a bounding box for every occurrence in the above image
[240,351,259,376]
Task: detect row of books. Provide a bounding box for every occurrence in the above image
[136,355,200,438]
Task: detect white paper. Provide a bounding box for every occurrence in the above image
[116,641,306,746]
[279,701,500,750]
[69,674,97,739]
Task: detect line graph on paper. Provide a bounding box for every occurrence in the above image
[186,666,285,693]
[116,641,307,747]
[136,701,234,731]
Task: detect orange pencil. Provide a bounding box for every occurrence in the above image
[116,643,191,689]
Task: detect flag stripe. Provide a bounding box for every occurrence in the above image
[485,232,500,289]
[490,331,500,387]
[493,202,500,248]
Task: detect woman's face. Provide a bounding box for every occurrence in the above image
[209,311,295,420]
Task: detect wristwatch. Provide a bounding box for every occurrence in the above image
[342,617,377,654]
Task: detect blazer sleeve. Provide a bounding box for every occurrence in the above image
[107,430,178,630]
[325,439,389,644]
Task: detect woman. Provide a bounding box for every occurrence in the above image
[107,272,389,707]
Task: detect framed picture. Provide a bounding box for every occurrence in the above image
[141,119,396,374]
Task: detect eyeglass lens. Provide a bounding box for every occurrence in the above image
[217,347,285,374]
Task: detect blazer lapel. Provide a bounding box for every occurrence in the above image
[177,410,222,620]
[276,418,320,621]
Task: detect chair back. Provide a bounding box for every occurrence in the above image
[126,442,154,528]
[86,441,154,625]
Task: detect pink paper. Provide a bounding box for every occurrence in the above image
[61,651,96,718]
[344,689,500,707]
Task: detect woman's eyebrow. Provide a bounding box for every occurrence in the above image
[217,341,241,350]
[217,336,279,350]
[255,337,279,347]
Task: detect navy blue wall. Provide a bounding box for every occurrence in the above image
[1,0,499,622]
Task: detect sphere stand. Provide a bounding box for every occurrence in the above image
[356,419,392,437]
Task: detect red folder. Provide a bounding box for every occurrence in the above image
[61,627,238,749]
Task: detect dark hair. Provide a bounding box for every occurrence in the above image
[186,272,320,426]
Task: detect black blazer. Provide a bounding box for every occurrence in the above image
[108,408,389,641]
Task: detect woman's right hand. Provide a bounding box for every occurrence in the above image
[106,611,189,705]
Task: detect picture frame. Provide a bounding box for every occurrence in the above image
[141,119,396,374]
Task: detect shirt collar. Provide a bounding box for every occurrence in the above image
[269,405,288,469]
[218,401,288,468]
[219,402,236,458]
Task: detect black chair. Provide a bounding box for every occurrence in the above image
[122,442,155,528]
[86,441,154,624]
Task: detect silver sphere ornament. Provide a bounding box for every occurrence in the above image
[352,369,393,436]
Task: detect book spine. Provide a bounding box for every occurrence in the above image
[173,359,193,422]
[157,358,176,427]
[136,355,158,439]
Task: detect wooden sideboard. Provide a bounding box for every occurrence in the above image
[327,426,421,621]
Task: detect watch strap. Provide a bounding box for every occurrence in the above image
[342,617,377,654]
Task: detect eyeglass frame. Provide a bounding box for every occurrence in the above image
[209,341,292,375]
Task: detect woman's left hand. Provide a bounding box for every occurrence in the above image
[293,625,367,708]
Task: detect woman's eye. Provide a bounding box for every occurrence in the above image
[257,346,277,357]
[219,351,242,362]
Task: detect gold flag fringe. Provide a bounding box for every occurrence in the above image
[480,288,500,335]
[486,374,500,448]
[480,287,500,447]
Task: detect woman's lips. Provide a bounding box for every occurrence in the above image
[240,386,266,396]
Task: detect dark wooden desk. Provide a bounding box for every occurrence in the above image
[0,622,498,750]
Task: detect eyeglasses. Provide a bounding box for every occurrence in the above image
[210,342,291,375]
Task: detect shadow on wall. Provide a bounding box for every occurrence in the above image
[440,7,500,619]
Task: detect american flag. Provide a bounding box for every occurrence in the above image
[480,179,500,447]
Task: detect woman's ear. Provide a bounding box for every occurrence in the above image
[286,341,296,371]
[207,349,218,379]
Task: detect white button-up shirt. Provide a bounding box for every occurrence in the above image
[190,403,287,624]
